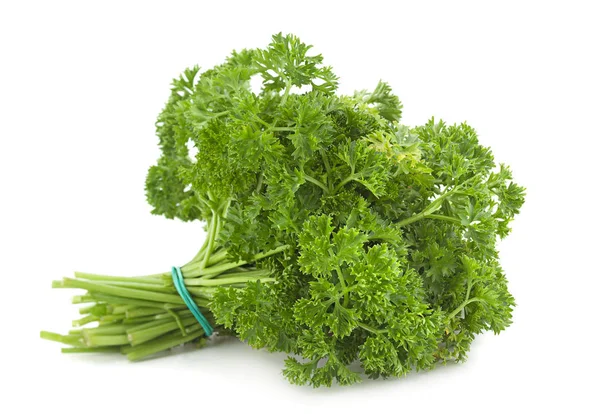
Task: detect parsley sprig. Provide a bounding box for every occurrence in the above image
[42,33,525,387]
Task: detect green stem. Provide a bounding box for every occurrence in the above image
[71,295,94,304]
[199,214,218,270]
[211,111,230,119]
[271,127,296,132]
[357,322,387,334]
[188,244,207,265]
[183,245,288,278]
[334,175,356,193]
[81,324,131,335]
[396,210,428,227]
[88,294,174,309]
[185,288,217,300]
[126,312,192,334]
[280,79,292,106]
[256,173,264,193]
[73,314,99,327]
[247,245,289,262]
[465,278,474,304]
[62,347,119,353]
[207,248,227,266]
[111,305,130,314]
[166,308,185,334]
[448,297,485,319]
[78,303,105,315]
[455,277,475,319]
[304,174,329,193]
[74,272,166,284]
[396,190,457,227]
[186,275,275,287]
[126,307,178,319]
[97,314,125,323]
[125,327,205,361]
[123,315,161,324]
[128,316,198,346]
[252,113,274,129]
[96,281,175,294]
[184,269,272,286]
[58,278,185,305]
[320,150,331,175]
[44,227,291,361]
[335,264,349,306]
[427,214,463,225]
[84,334,129,347]
[41,331,85,347]
[396,175,486,227]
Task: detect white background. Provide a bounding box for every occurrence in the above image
[1,1,598,412]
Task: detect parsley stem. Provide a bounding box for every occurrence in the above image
[397,174,486,227]
[320,150,332,173]
[187,274,274,287]
[184,269,271,285]
[397,211,462,227]
[465,278,474,304]
[396,211,428,227]
[188,244,207,264]
[85,334,130,347]
[91,281,174,293]
[280,79,292,106]
[40,331,85,347]
[334,175,356,193]
[304,174,329,193]
[335,265,349,306]
[448,297,485,319]
[58,277,185,305]
[271,127,296,132]
[126,327,205,361]
[88,293,175,309]
[256,173,264,192]
[126,307,177,318]
[252,114,273,129]
[199,213,218,270]
[183,245,289,278]
[427,214,462,225]
[61,347,119,354]
[74,272,166,283]
[396,189,458,227]
[357,322,387,334]
[204,248,228,267]
[128,316,198,346]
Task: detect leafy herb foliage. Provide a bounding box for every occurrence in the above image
[45,33,525,387]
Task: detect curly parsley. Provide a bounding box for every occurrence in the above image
[42,33,525,387]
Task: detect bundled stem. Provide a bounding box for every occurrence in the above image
[41,211,287,360]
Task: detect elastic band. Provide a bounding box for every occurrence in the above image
[171,266,214,336]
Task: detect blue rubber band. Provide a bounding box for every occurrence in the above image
[171,266,214,336]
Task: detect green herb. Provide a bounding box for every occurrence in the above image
[42,33,525,387]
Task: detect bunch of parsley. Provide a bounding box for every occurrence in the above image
[42,33,525,387]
